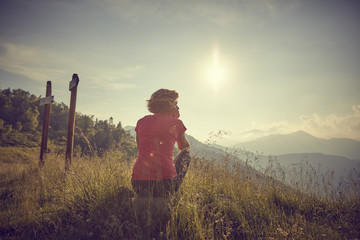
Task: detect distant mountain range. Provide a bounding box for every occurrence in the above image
[124,126,359,196]
[255,152,360,192]
[233,131,360,160]
[231,131,360,195]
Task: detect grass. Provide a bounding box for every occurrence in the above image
[0,146,359,239]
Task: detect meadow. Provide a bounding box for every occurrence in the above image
[0,146,359,239]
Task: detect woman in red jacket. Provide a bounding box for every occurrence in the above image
[131,89,190,197]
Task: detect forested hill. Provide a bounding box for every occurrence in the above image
[0,88,137,158]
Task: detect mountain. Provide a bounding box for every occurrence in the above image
[276,153,360,179]
[256,152,359,184]
[125,126,359,197]
[256,153,360,197]
[233,131,360,160]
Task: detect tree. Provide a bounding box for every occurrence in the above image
[76,114,95,136]
[75,114,96,155]
[0,87,137,155]
[0,88,39,131]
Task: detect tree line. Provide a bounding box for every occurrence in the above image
[0,88,137,159]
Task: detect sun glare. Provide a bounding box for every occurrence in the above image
[203,47,228,91]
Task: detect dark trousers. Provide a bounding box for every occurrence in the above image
[131,150,191,197]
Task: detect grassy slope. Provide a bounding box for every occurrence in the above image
[0,146,359,239]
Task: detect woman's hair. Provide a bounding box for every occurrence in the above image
[147,89,179,114]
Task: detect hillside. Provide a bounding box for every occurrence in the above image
[0,147,359,239]
[234,131,360,160]
[253,152,360,196]
[126,126,360,197]
[1,89,359,239]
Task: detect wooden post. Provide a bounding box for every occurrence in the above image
[65,74,80,170]
[39,81,53,166]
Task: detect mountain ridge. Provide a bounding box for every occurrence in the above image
[233,130,360,160]
[124,126,359,196]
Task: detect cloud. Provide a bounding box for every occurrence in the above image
[0,42,143,90]
[89,82,137,90]
[84,65,144,89]
[225,121,296,143]
[300,105,360,140]
[218,105,360,145]
[92,0,301,26]
[0,42,67,82]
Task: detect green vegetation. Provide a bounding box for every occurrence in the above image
[0,147,359,239]
[0,88,137,158]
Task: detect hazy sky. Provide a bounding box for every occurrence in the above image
[1,0,359,145]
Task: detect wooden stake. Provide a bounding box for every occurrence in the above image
[65,74,79,170]
[39,81,52,166]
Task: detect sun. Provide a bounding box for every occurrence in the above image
[203,47,228,91]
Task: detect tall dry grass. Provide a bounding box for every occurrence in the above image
[0,146,359,239]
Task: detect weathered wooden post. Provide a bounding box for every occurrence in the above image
[65,74,79,170]
[39,81,54,166]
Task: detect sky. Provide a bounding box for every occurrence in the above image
[0,0,359,146]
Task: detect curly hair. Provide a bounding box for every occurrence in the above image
[147,89,179,114]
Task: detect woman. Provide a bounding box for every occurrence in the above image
[131,89,190,197]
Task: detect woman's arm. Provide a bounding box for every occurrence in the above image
[177,132,190,150]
